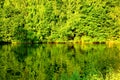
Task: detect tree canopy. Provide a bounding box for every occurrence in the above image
[0,0,120,43]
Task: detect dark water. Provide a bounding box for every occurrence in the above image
[0,44,120,80]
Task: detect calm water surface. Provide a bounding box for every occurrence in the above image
[0,44,120,80]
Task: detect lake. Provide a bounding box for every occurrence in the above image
[0,43,120,80]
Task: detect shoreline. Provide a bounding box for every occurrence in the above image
[0,41,120,45]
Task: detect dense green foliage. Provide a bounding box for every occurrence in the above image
[0,0,120,42]
[0,44,120,80]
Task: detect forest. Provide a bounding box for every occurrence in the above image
[0,0,120,43]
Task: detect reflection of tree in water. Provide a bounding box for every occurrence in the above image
[79,45,120,79]
[0,37,2,42]
[1,44,120,80]
[97,46,120,79]
[67,45,76,58]
[45,60,67,80]
[6,44,40,80]
[0,0,5,8]
[12,44,38,62]
[12,44,28,62]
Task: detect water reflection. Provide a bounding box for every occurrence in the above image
[0,44,120,80]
